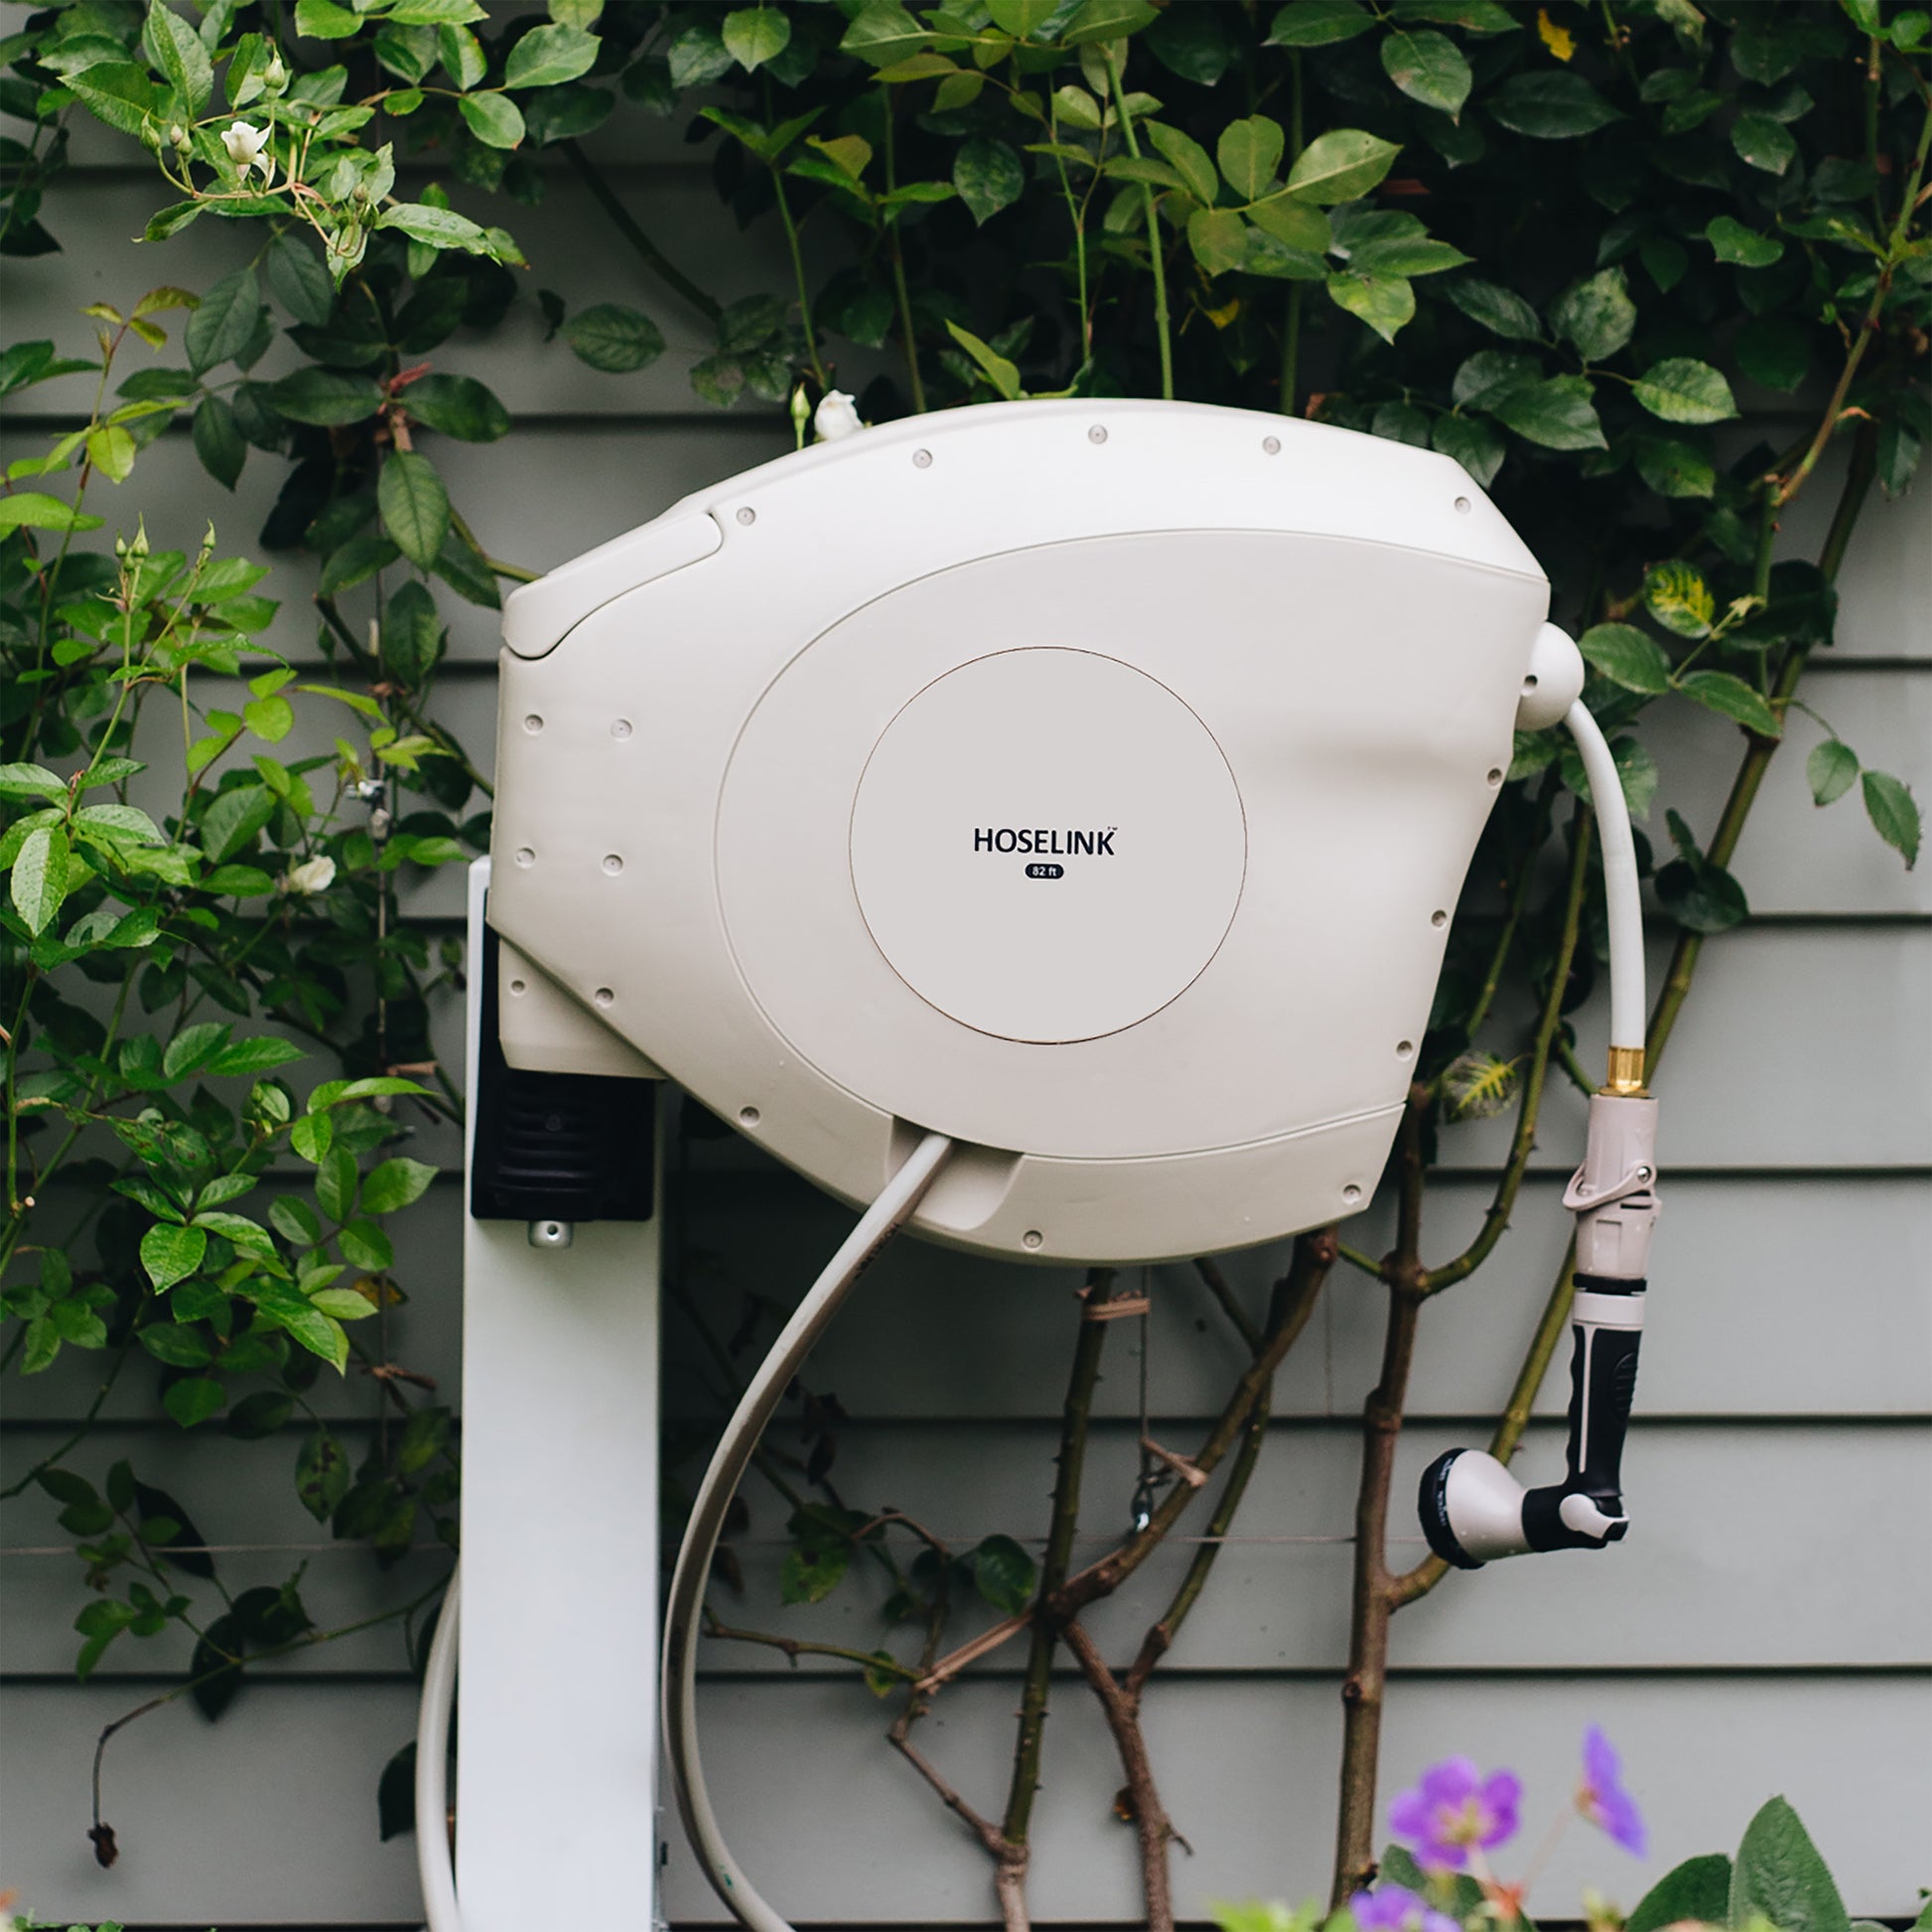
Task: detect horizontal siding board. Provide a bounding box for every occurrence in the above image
[9,1674,1924,1923]
[7,1421,1925,1676]
[0,1679,428,1924]
[661,1673,1932,1923]
[9,1159,1929,1429]
[673,1167,1932,1424]
[669,1420,1932,1676]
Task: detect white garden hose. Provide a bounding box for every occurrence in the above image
[416,1563,461,1931]
[663,1129,955,1930]
[1563,697,1646,1055]
[414,1129,954,1932]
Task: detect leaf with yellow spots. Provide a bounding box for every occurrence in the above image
[1537,7,1575,60]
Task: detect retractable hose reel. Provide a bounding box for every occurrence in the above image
[422,399,1659,1932]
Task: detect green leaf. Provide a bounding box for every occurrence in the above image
[202,782,275,863]
[1732,315,1809,394]
[1551,267,1636,362]
[337,1221,393,1272]
[1246,198,1330,255]
[378,452,451,570]
[1564,731,1659,819]
[1380,28,1470,117]
[316,1146,357,1222]
[147,1,213,116]
[1677,669,1779,737]
[953,137,1025,225]
[1441,1048,1519,1121]
[1188,208,1249,277]
[840,4,928,67]
[1627,1854,1731,1932]
[140,1321,213,1367]
[1807,739,1860,807]
[0,763,66,801]
[142,1222,208,1292]
[0,494,104,536]
[459,91,526,149]
[1325,271,1415,344]
[945,322,1023,400]
[1489,375,1606,450]
[1633,436,1716,499]
[988,0,1058,33]
[9,825,70,935]
[1730,1798,1852,1932]
[296,0,360,35]
[1632,357,1737,424]
[1487,70,1621,138]
[967,1533,1037,1613]
[1444,277,1543,342]
[361,1156,438,1215]
[68,63,160,141]
[1731,111,1797,175]
[503,22,600,88]
[271,367,385,426]
[1268,0,1377,45]
[723,7,790,71]
[1706,214,1783,267]
[207,1035,305,1076]
[193,394,246,489]
[1217,116,1285,202]
[780,1534,852,1604]
[1644,560,1716,637]
[227,1390,296,1439]
[296,1427,350,1519]
[312,533,396,599]
[1145,5,1232,82]
[1656,841,1749,935]
[563,303,666,374]
[377,204,499,257]
[406,372,511,442]
[163,1376,227,1428]
[185,267,261,376]
[251,1283,348,1370]
[1862,769,1921,869]
[264,230,336,328]
[1286,128,1401,204]
[1147,123,1218,206]
[1061,0,1160,45]
[1430,413,1505,488]
[1580,621,1672,693]
[382,578,447,685]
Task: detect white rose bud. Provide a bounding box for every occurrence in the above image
[221,119,273,180]
[813,390,864,443]
[283,855,338,896]
[263,53,288,92]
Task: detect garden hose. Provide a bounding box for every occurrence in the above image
[663,1129,955,1931]
[415,1129,954,1932]
[1417,698,1662,1568]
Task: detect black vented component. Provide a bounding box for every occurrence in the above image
[470,921,654,1224]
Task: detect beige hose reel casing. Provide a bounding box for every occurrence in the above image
[487,399,1550,1262]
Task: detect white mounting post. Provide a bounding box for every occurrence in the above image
[457,858,663,1925]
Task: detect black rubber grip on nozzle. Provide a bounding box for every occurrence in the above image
[1522,1317,1640,1554]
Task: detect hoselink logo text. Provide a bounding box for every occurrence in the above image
[974,828,1116,856]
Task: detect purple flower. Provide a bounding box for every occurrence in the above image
[1577,1725,1647,1856]
[1389,1755,1522,1870]
[1350,1884,1459,1932]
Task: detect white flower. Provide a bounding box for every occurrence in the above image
[221,119,273,181]
[813,390,864,443]
[283,855,337,896]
